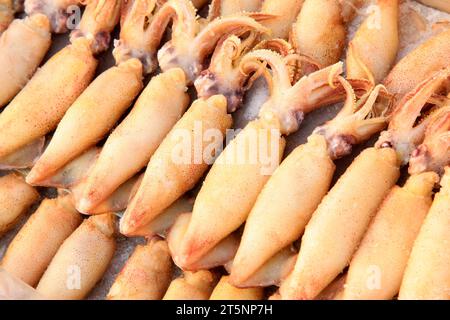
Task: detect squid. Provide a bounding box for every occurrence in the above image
[0,196,82,287]
[174,51,348,270]
[119,43,338,237]
[120,95,232,236]
[163,270,218,300]
[107,237,173,300]
[195,35,293,112]
[279,67,450,300]
[291,0,365,72]
[0,14,51,107]
[342,172,438,300]
[73,68,189,213]
[209,276,264,300]
[0,0,121,168]
[25,0,80,33]
[399,167,450,300]
[259,0,304,39]
[0,173,39,236]
[383,29,450,98]
[342,107,450,299]
[28,0,268,194]
[112,0,215,73]
[346,0,399,84]
[36,213,116,300]
[154,0,269,83]
[27,0,164,186]
[230,80,391,287]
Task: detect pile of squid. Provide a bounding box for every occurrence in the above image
[0,0,450,300]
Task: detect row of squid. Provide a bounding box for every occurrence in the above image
[0,0,449,300]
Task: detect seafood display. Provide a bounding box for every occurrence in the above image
[0,0,449,301]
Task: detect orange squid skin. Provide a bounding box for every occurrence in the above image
[0,174,39,236]
[383,29,450,98]
[280,147,400,300]
[399,168,450,300]
[36,213,116,300]
[0,37,98,159]
[0,14,51,107]
[107,238,173,300]
[120,95,232,237]
[342,172,438,300]
[26,58,144,185]
[0,196,82,287]
[163,270,219,300]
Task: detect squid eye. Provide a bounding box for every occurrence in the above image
[380,141,393,149]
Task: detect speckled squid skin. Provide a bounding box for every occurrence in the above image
[210,276,264,300]
[231,79,390,287]
[0,196,82,287]
[0,37,97,159]
[347,0,399,84]
[0,174,39,236]
[260,0,304,39]
[107,238,173,300]
[343,172,438,300]
[230,134,334,286]
[163,270,218,300]
[120,95,232,237]
[178,119,286,268]
[76,68,189,213]
[399,167,450,300]
[280,147,400,300]
[0,14,51,107]
[26,58,143,185]
[168,212,240,271]
[291,0,346,68]
[36,213,116,300]
[383,29,450,98]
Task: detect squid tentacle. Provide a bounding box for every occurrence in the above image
[314,77,392,159]
[376,67,450,164]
